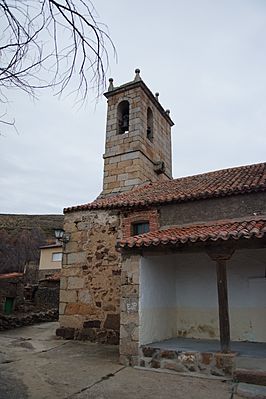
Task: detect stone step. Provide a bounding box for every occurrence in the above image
[234,369,266,386]
[236,383,266,398]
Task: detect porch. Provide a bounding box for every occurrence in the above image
[119,221,266,376]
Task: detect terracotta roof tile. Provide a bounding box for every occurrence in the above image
[118,219,266,249]
[0,272,24,280]
[40,272,61,282]
[64,162,266,213]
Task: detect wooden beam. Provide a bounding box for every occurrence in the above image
[216,259,230,353]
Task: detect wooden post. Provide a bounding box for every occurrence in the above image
[216,259,230,353]
[207,245,234,353]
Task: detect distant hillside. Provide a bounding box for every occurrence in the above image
[0,214,64,274]
[0,214,64,239]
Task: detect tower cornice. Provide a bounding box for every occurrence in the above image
[104,79,174,127]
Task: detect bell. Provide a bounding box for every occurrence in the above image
[122,114,129,129]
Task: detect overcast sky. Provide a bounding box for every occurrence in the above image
[1,0,266,215]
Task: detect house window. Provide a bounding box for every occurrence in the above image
[132,222,150,236]
[147,107,153,141]
[52,252,62,262]
[117,100,129,134]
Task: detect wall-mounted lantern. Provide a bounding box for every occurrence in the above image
[54,228,70,244]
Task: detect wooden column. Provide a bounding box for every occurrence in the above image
[216,258,230,352]
[207,245,234,353]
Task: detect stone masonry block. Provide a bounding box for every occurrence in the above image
[60,289,77,303]
[67,252,87,265]
[121,284,139,298]
[79,304,95,315]
[120,339,139,356]
[61,267,82,277]
[59,315,84,329]
[60,277,67,290]
[65,303,80,315]
[103,314,120,330]
[59,302,66,315]
[120,311,139,326]
[56,327,75,340]
[78,290,92,304]
[120,152,139,161]
[131,326,139,341]
[123,298,138,313]
[68,277,84,290]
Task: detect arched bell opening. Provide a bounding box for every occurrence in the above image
[117,100,129,134]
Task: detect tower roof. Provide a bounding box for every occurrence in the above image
[104,69,174,127]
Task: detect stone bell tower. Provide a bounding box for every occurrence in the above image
[102,69,174,196]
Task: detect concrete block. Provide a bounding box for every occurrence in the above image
[234,369,266,386]
[236,383,266,399]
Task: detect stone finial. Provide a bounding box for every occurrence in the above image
[108,78,114,91]
[155,92,159,101]
[165,109,170,116]
[134,68,141,81]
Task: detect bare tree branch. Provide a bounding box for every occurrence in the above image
[0,0,116,129]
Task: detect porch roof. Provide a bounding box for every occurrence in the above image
[118,218,266,249]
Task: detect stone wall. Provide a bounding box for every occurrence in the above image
[159,192,266,227]
[24,261,39,285]
[58,209,122,344]
[0,277,24,313]
[35,280,60,309]
[0,309,58,330]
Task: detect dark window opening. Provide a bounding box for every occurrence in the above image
[117,100,129,134]
[147,107,153,141]
[132,222,150,236]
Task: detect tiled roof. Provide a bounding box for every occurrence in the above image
[40,272,61,282]
[64,162,266,213]
[0,272,24,280]
[39,243,62,249]
[118,219,266,249]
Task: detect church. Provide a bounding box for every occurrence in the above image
[57,70,266,374]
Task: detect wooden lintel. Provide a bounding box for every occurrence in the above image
[207,244,235,261]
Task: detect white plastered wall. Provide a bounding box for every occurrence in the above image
[227,249,266,342]
[139,248,266,345]
[140,257,176,345]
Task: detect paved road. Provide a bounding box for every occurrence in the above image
[0,322,240,399]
